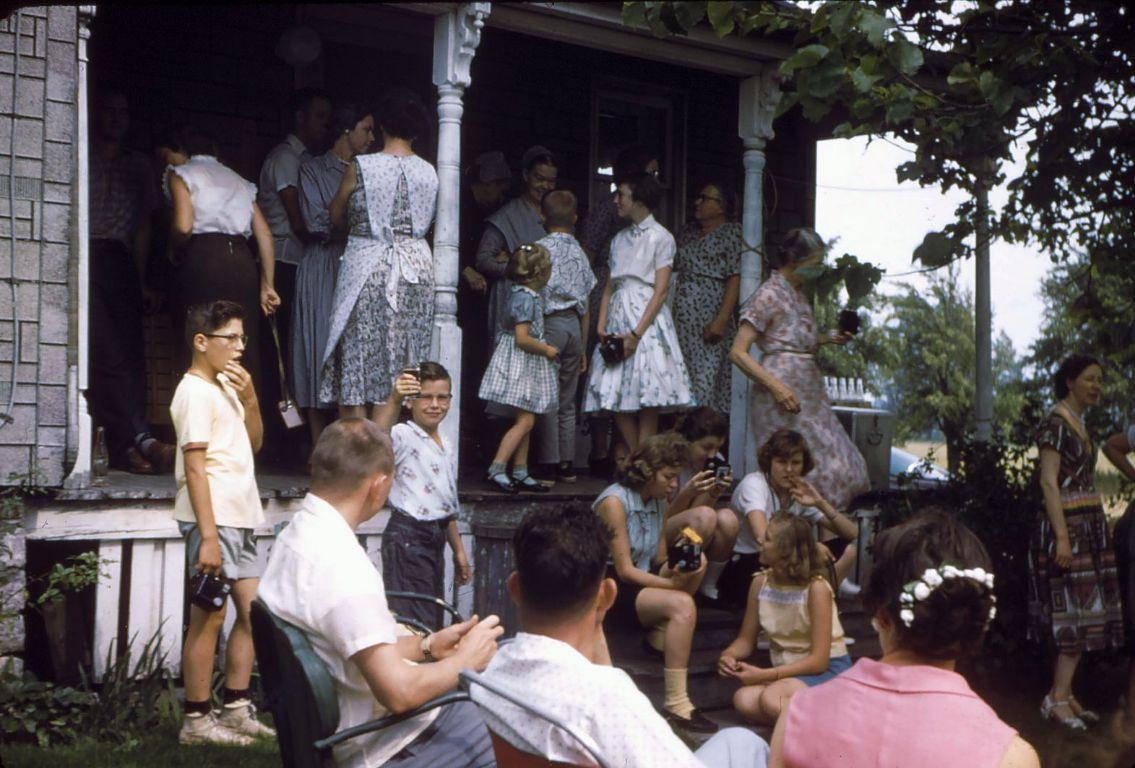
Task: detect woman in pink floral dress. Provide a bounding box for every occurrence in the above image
[728,228,869,512]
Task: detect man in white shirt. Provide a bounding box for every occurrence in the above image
[475,504,769,768]
[258,418,501,767]
[257,88,331,462]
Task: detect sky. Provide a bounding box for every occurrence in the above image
[815,136,1051,356]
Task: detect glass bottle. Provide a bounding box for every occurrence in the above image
[92,426,109,487]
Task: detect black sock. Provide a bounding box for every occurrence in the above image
[185,699,212,716]
[223,687,251,706]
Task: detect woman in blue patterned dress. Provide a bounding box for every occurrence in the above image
[320,89,438,420]
[479,244,558,494]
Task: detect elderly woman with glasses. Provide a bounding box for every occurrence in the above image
[672,180,743,412]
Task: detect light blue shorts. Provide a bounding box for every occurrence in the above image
[795,653,852,687]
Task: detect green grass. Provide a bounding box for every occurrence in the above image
[0,725,280,768]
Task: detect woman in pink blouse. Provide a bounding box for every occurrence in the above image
[769,511,1039,768]
[729,228,868,514]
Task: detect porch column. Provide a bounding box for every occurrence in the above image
[64,6,97,489]
[729,68,781,475]
[431,2,490,461]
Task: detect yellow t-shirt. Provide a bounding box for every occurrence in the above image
[758,573,848,667]
[170,373,264,529]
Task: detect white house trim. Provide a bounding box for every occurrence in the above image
[64,6,96,490]
[730,68,782,475]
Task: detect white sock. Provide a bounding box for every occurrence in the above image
[699,559,728,599]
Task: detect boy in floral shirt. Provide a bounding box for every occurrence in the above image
[535,190,596,482]
[376,362,470,627]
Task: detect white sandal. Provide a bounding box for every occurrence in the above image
[1041,694,1088,731]
[1068,696,1100,724]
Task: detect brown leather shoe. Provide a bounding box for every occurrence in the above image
[140,440,175,473]
[117,446,155,475]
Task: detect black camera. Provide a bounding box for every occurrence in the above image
[705,456,732,485]
[599,336,625,365]
[189,571,231,612]
[667,526,703,573]
[837,309,861,336]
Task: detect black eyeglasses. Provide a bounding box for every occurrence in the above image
[205,333,248,346]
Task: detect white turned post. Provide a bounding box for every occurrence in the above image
[65,7,97,489]
[431,3,490,463]
[730,69,781,475]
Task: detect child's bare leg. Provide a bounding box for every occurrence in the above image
[757,678,807,724]
[183,603,227,703]
[493,413,535,465]
[223,578,258,691]
[733,684,766,722]
[638,408,659,443]
[614,413,639,451]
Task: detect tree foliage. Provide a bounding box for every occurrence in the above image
[877,269,1025,471]
[623,1,1135,304]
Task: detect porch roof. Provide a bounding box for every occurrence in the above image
[390,2,793,76]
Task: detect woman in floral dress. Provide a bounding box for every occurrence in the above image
[321,89,438,420]
[1029,354,1123,730]
[728,228,869,513]
[673,181,742,412]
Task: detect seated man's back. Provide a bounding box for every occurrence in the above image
[475,504,768,768]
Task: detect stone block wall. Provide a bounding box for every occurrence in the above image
[0,6,77,488]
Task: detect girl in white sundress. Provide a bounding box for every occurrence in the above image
[583,172,693,450]
[479,244,558,494]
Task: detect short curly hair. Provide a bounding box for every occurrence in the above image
[756,429,815,476]
[615,433,691,492]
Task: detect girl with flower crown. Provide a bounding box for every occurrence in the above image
[716,514,851,725]
[767,511,1039,768]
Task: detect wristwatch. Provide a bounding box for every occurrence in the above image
[420,633,435,662]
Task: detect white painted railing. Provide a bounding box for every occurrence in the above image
[24,501,475,680]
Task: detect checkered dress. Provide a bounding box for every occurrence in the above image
[479,286,558,414]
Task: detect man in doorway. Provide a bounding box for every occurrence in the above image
[87,87,174,474]
[256,87,331,463]
[258,418,501,767]
[475,504,769,767]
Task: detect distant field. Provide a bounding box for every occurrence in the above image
[896,441,1134,519]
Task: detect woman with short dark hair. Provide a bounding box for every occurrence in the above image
[770,512,1039,768]
[320,88,438,421]
[1028,354,1124,730]
[729,228,869,515]
[673,180,742,412]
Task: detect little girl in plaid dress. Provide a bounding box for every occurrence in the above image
[479,244,559,494]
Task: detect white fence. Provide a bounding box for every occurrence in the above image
[24,501,475,680]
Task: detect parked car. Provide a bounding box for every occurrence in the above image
[890,447,950,488]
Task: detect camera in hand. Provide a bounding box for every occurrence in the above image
[189,571,232,612]
[837,309,861,336]
[705,455,732,485]
[667,526,704,573]
[599,335,625,365]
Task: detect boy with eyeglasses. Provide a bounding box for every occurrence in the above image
[375,362,471,628]
[171,300,274,745]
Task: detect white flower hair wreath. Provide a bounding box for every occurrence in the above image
[898,565,996,629]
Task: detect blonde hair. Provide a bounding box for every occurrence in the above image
[768,514,827,585]
[506,243,552,287]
